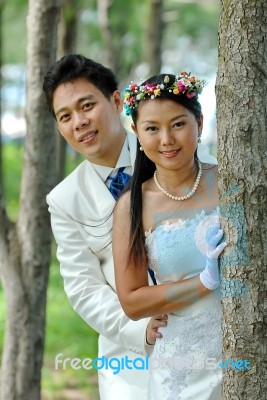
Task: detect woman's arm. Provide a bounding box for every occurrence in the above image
[113,192,222,320]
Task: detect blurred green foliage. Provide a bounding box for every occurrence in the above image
[2,143,23,219]
[2,0,219,77]
[2,0,27,64]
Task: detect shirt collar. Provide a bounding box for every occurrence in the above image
[91,135,131,182]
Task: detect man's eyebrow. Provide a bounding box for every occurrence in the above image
[55,95,95,117]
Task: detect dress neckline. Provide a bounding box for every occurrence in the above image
[145,206,220,238]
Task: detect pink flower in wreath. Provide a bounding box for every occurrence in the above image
[177,79,188,92]
[186,92,196,98]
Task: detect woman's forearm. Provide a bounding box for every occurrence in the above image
[121,274,211,320]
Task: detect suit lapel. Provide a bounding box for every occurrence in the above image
[83,162,115,220]
[82,131,137,221]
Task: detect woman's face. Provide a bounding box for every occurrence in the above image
[132,99,203,172]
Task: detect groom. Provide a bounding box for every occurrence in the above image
[43,54,166,400]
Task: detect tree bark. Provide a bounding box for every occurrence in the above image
[146,0,164,76]
[216,0,267,398]
[56,0,79,184]
[97,0,117,72]
[0,0,61,399]
[57,0,79,57]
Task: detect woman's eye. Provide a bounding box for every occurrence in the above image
[146,126,157,132]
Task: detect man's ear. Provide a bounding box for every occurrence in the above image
[113,90,123,112]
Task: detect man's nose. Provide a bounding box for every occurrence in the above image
[74,112,89,130]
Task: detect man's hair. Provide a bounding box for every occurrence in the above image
[43,54,119,118]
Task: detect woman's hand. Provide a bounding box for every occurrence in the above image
[146,314,168,345]
[200,225,227,290]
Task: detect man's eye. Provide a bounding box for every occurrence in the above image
[83,102,94,109]
[59,114,70,122]
[173,121,184,128]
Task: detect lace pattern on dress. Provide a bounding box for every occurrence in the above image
[145,208,220,282]
[145,208,222,399]
[150,296,222,399]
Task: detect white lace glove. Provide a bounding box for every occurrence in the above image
[199,225,227,290]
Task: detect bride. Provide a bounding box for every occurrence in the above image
[112,72,227,399]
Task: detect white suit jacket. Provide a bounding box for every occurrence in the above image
[47,131,151,399]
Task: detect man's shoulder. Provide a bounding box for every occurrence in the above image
[47,160,90,206]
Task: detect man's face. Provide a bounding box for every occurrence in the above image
[53,78,125,166]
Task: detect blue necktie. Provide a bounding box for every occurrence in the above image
[107,167,131,201]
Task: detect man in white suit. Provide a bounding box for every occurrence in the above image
[43,55,166,400]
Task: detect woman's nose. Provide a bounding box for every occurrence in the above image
[161,129,175,146]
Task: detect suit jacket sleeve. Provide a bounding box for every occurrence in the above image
[47,195,151,356]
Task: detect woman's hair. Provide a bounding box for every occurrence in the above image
[131,74,202,124]
[126,73,203,269]
[43,54,118,119]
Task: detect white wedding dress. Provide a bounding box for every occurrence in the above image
[145,208,222,400]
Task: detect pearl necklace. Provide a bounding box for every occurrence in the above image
[153,161,202,201]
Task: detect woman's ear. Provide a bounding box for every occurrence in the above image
[131,123,138,137]
[198,114,204,133]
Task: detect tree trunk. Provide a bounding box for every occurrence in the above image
[0,0,61,399]
[56,0,79,184]
[216,0,267,398]
[146,0,164,76]
[57,0,78,57]
[97,0,117,72]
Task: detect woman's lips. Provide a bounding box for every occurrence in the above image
[160,149,180,158]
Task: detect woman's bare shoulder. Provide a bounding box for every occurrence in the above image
[114,191,131,218]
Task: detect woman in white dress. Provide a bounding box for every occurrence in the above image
[112,72,227,399]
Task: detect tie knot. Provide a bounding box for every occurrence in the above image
[108,167,131,200]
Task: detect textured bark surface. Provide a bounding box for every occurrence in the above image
[97,0,117,72]
[0,0,60,399]
[216,0,267,398]
[146,0,164,76]
[56,0,79,184]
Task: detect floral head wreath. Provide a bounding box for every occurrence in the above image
[123,71,206,116]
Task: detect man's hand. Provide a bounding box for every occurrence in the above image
[146,314,168,345]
